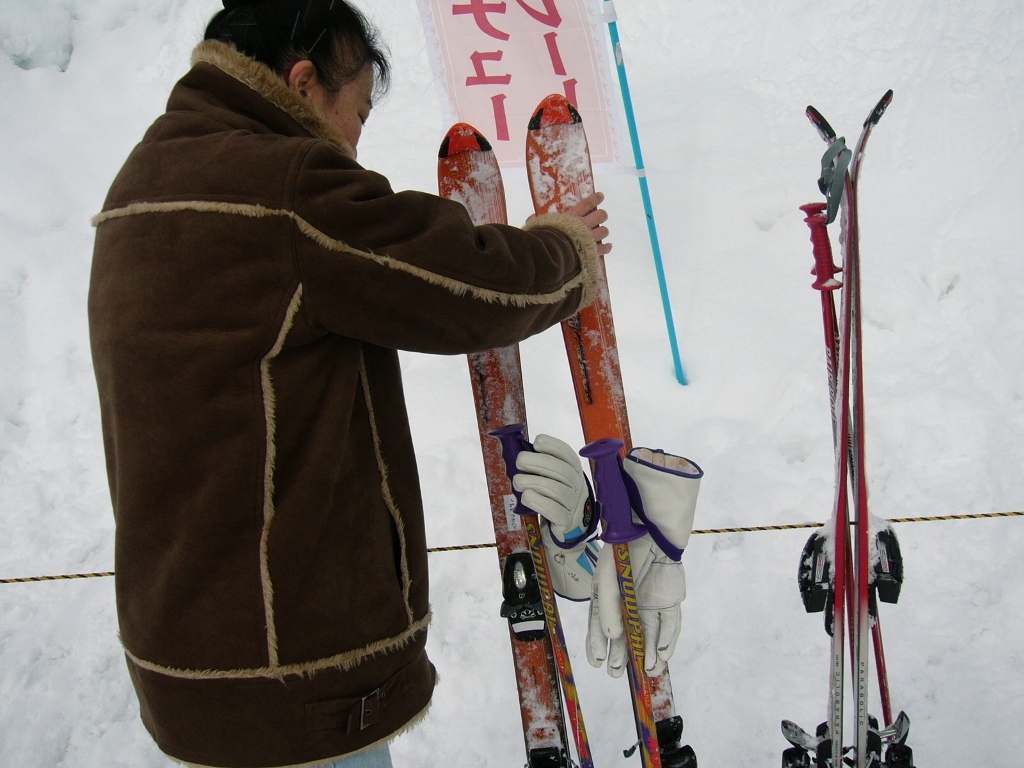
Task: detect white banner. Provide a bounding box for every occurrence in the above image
[417,0,623,166]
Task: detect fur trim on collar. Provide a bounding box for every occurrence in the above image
[191,40,356,159]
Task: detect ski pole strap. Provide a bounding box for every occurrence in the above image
[579,438,646,544]
[818,138,851,224]
[619,468,684,561]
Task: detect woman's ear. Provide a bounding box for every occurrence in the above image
[286,59,318,97]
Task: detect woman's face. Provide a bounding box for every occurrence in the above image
[290,61,374,153]
[311,65,374,151]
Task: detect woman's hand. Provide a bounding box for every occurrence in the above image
[527,191,612,256]
[566,192,611,256]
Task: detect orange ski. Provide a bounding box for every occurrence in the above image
[439,122,590,768]
[527,94,695,768]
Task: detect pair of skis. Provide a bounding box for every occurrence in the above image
[783,92,915,768]
[438,96,694,768]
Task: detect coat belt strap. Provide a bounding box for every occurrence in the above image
[304,663,418,734]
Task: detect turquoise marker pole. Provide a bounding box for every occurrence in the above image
[602,0,687,385]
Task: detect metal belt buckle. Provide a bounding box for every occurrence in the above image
[359,688,381,731]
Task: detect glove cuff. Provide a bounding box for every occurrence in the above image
[546,474,600,549]
[622,448,703,561]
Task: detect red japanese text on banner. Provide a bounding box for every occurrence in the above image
[417,0,623,167]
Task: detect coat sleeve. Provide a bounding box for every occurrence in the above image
[289,141,600,354]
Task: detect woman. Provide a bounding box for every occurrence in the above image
[88,1,609,767]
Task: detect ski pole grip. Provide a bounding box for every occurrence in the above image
[800,202,841,292]
[579,438,646,544]
[489,423,532,514]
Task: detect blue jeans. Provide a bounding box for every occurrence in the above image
[325,744,393,768]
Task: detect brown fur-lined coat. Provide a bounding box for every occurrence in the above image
[88,40,599,768]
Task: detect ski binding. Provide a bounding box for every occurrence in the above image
[781,711,914,767]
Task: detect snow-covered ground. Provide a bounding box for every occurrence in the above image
[2,1,1022,765]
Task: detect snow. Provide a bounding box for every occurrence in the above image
[1,0,1022,765]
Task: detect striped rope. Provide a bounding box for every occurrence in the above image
[0,571,114,585]
[887,510,1022,524]
[694,522,822,535]
[424,542,497,553]
[2,510,1021,585]
[693,509,1024,535]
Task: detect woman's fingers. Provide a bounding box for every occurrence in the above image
[566,192,612,255]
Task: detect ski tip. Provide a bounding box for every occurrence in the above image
[527,93,582,131]
[805,105,837,142]
[438,123,492,159]
[864,89,894,128]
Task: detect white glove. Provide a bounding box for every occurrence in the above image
[513,434,595,542]
[513,434,599,601]
[586,447,702,678]
[623,448,701,558]
[586,535,685,677]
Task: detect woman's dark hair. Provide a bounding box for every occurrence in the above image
[205,0,390,98]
